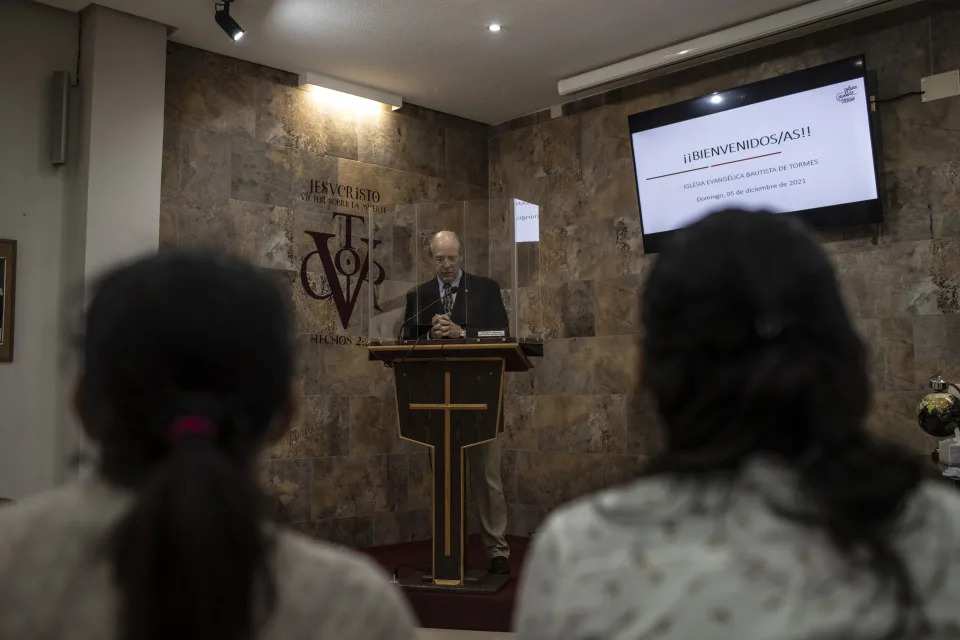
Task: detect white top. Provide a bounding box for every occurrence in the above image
[0,478,417,640]
[516,457,960,639]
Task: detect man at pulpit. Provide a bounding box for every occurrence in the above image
[401,230,511,575]
[402,230,509,342]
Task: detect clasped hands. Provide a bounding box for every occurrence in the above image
[430,313,463,339]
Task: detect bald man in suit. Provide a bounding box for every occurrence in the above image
[401,231,511,575]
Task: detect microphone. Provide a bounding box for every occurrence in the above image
[396,286,459,340]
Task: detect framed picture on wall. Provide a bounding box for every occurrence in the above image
[0,239,16,363]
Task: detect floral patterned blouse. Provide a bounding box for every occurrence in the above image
[516,456,960,639]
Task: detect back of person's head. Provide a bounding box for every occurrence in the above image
[78,251,294,640]
[641,209,924,635]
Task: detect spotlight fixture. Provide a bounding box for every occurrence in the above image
[709,94,723,104]
[215,0,244,41]
[488,23,502,32]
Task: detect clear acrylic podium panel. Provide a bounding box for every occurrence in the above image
[365,197,542,343]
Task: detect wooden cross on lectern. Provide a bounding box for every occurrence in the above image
[409,371,487,556]
[369,341,539,591]
[389,357,503,586]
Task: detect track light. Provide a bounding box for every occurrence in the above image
[215,0,244,41]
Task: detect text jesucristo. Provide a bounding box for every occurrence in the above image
[300,179,389,213]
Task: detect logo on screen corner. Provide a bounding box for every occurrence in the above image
[836,85,858,104]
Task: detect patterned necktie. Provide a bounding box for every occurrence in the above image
[442,283,453,315]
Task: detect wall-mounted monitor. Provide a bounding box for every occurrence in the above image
[628,56,881,253]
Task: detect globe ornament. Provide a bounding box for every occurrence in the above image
[916,392,960,438]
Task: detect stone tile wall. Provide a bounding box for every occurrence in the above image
[161,43,488,547]
[491,1,960,532]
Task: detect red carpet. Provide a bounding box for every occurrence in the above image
[363,535,530,632]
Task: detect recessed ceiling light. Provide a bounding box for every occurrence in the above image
[488,24,502,32]
[710,94,723,104]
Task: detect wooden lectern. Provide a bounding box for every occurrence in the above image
[369,339,541,594]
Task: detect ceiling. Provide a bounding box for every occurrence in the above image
[36,0,815,124]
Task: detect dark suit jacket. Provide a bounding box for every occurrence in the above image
[401,272,509,340]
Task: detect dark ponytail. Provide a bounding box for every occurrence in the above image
[641,210,925,636]
[112,433,273,640]
[81,252,293,640]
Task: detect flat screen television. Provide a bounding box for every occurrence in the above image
[628,56,881,253]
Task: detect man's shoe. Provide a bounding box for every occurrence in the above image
[489,556,511,575]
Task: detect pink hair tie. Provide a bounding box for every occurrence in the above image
[168,415,217,443]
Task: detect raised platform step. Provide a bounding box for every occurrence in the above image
[363,534,529,632]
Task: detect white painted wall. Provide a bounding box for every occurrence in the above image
[77,5,165,282]
[0,2,166,501]
[0,0,79,500]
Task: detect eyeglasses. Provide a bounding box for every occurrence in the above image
[432,255,461,265]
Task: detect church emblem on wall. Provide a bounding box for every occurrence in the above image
[300,212,385,330]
